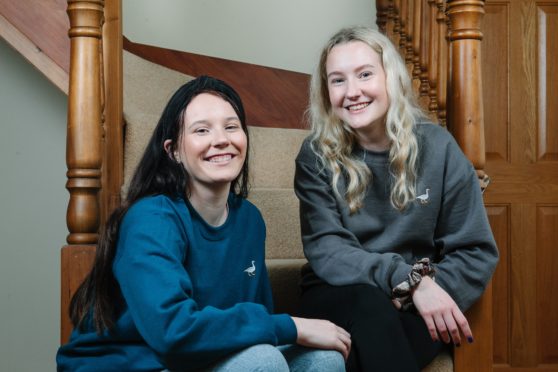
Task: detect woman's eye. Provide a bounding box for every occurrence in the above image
[194,128,209,134]
[360,71,373,79]
[226,123,240,131]
[330,78,344,85]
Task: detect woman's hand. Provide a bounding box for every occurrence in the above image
[412,276,473,346]
[291,317,351,360]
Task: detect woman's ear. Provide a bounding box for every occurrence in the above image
[163,139,177,161]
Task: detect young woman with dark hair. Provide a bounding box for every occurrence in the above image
[56,76,349,372]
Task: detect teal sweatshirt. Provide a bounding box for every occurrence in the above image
[56,194,297,371]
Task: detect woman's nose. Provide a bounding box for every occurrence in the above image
[346,79,361,99]
[212,128,230,147]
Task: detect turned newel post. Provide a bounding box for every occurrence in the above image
[66,0,104,244]
[446,0,486,178]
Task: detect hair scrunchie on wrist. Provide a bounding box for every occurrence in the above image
[392,258,435,311]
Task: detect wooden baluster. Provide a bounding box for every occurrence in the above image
[376,0,390,34]
[436,0,448,126]
[61,0,105,343]
[393,0,401,51]
[405,0,415,76]
[386,0,396,40]
[419,0,431,110]
[412,0,422,92]
[65,0,104,245]
[428,0,439,115]
[399,0,408,59]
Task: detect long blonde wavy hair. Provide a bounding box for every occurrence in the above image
[308,26,425,213]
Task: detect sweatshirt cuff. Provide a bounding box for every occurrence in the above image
[390,262,414,292]
[271,314,297,345]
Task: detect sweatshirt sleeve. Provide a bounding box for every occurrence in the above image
[295,140,413,296]
[432,138,499,311]
[113,198,297,370]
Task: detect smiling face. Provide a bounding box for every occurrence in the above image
[169,93,247,193]
[326,41,390,149]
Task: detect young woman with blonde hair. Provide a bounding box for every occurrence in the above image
[295,26,498,371]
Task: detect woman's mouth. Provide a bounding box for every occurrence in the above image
[346,102,371,111]
[206,154,233,163]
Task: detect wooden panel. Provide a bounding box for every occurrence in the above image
[0,0,69,72]
[510,204,537,367]
[455,282,493,372]
[483,2,510,162]
[123,38,310,130]
[487,205,511,365]
[536,206,558,364]
[537,4,558,161]
[510,0,537,165]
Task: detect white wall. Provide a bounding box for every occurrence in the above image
[0,38,68,371]
[123,0,376,74]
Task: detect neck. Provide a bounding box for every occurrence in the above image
[356,131,391,152]
[354,119,391,152]
[188,182,230,227]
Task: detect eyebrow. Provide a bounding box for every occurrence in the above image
[327,64,377,78]
[188,117,240,128]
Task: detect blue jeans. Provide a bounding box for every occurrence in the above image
[165,344,345,371]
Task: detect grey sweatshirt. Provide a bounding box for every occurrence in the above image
[294,122,498,311]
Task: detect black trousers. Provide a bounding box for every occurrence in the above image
[297,283,445,372]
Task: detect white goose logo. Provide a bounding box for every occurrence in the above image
[244,260,256,277]
[416,188,430,205]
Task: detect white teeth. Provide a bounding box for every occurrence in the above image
[208,154,232,163]
[348,102,370,111]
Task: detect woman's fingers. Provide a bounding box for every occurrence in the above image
[442,311,461,346]
[421,314,439,342]
[433,313,450,343]
[291,317,351,359]
[452,307,473,343]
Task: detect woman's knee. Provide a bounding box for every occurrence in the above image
[279,345,345,372]
[302,349,345,372]
[210,344,289,372]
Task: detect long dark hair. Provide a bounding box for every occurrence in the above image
[69,76,250,332]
